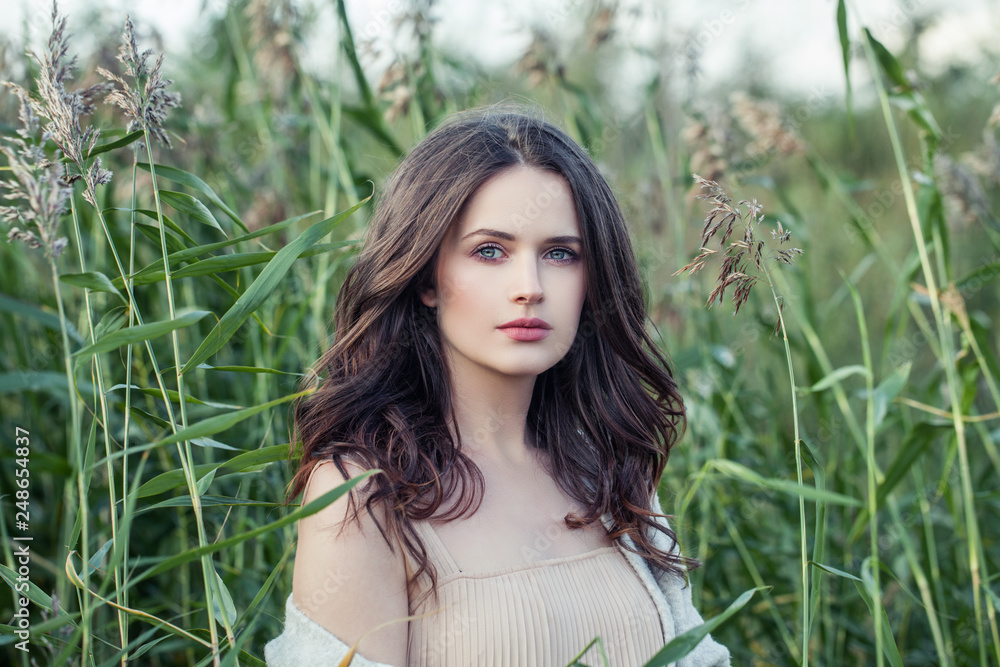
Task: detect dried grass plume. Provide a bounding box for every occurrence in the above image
[675,175,803,332]
[99,15,181,148]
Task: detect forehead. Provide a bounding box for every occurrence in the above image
[452,166,579,238]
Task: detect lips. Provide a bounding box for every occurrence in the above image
[498,317,552,341]
[498,318,551,330]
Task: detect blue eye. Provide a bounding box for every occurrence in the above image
[472,244,578,263]
[475,245,503,260]
[547,248,578,263]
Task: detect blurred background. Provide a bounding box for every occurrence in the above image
[1,0,999,665]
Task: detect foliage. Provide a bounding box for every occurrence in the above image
[1,0,999,665]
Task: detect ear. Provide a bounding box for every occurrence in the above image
[418,286,437,308]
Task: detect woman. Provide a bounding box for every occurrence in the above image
[265,107,730,666]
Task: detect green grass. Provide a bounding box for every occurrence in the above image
[1,0,998,665]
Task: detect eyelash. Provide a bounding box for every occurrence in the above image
[473,243,579,264]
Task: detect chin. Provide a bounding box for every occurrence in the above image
[494,359,564,378]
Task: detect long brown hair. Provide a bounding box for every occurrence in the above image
[288,105,693,609]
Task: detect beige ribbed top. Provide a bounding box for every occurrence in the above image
[405,518,666,666]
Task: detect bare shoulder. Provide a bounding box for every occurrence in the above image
[292,458,409,665]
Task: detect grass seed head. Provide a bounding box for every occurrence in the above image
[677,175,803,320]
[0,84,72,259]
[730,91,805,157]
[32,1,112,174]
[100,14,181,149]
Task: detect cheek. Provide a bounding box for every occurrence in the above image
[433,260,472,308]
[567,272,587,318]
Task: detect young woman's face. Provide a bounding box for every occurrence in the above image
[420,165,586,381]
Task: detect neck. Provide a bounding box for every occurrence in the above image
[445,363,538,467]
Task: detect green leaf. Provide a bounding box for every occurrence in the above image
[710,460,861,506]
[197,468,217,496]
[106,383,243,410]
[122,211,329,286]
[860,559,905,667]
[812,561,863,582]
[0,612,79,645]
[88,538,114,575]
[181,199,366,373]
[159,190,226,237]
[94,306,129,340]
[71,310,211,362]
[803,365,870,393]
[138,495,283,514]
[137,162,246,231]
[137,443,289,497]
[133,470,381,584]
[95,628,167,664]
[863,30,941,138]
[141,390,311,455]
[191,437,240,451]
[58,129,144,163]
[917,179,948,274]
[643,587,759,666]
[129,406,171,430]
[877,421,940,503]
[334,0,403,156]
[865,29,907,88]
[197,364,305,376]
[235,541,294,628]
[87,129,144,158]
[970,317,1000,384]
[888,91,942,139]
[134,208,199,247]
[873,361,911,429]
[0,563,56,611]
[59,272,125,300]
[156,211,323,265]
[212,566,238,629]
[134,219,188,254]
[165,242,351,281]
[813,560,903,667]
[836,1,850,78]
[69,418,99,552]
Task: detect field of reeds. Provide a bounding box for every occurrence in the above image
[1,0,998,665]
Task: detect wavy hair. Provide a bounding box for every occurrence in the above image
[288,106,693,610]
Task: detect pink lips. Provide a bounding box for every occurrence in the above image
[498,317,552,342]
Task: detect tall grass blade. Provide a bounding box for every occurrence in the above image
[158,190,227,237]
[181,199,366,373]
[137,162,246,231]
[71,310,211,363]
[642,588,760,666]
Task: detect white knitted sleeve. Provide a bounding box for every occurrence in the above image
[264,593,401,667]
[649,488,732,667]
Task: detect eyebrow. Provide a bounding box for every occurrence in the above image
[461,228,582,245]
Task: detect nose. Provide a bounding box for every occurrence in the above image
[511,258,544,304]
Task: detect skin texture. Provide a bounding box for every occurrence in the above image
[420,165,586,385]
[419,165,587,465]
[290,165,591,665]
[292,459,410,664]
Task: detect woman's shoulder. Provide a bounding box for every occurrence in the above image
[289,457,410,664]
[305,454,375,502]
